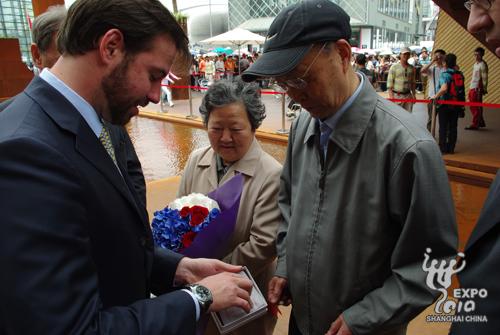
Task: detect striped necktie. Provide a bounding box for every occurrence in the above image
[99,124,117,165]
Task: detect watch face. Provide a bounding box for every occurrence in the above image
[195,285,211,301]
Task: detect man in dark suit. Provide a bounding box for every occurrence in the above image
[0,5,147,208]
[449,1,500,333]
[0,1,253,334]
[450,173,500,334]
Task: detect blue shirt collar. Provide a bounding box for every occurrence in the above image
[317,72,364,133]
[39,68,102,138]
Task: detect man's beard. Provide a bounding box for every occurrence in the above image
[102,57,136,125]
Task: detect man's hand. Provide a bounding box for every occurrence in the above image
[175,257,242,285]
[267,276,292,306]
[198,272,253,313]
[325,314,352,335]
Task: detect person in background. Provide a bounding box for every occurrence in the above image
[204,56,216,84]
[355,53,374,85]
[465,46,488,130]
[0,5,65,104]
[418,47,431,98]
[387,47,416,112]
[161,77,174,108]
[178,78,281,335]
[0,1,254,333]
[421,49,447,131]
[233,55,240,76]
[242,1,457,334]
[408,50,419,66]
[215,55,225,80]
[190,54,200,91]
[239,54,250,73]
[199,55,207,79]
[449,1,500,333]
[225,55,235,80]
[378,54,391,91]
[365,54,375,72]
[430,53,461,154]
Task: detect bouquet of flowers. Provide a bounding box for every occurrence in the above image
[151,174,244,259]
[152,193,221,252]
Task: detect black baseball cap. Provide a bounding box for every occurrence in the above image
[241,0,351,82]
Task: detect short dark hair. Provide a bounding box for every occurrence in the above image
[444,53,457,69]
[199,78,266,130]
[355,54,366,65]
[474,47,485,56]
[434,49,446,56]
[32,5,66,52]
[57,0,189,62]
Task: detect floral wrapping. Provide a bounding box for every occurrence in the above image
[151,174,244,259]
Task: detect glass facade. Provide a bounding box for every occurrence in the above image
[228,0,420,49]
[0,0,34,63]
[229,0,367,29]
[228,0,295,30]
[377,0,411,21]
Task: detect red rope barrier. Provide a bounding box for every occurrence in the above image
[161,84,500,108]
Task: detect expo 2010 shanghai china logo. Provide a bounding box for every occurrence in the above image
[422,248,488,323]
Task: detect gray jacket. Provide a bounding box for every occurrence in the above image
[276,79,458,335]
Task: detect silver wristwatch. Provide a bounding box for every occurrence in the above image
[185,284,213,313]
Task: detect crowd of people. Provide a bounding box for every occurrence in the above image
[190,52,260,87]
[352,44,489,154]
[0,0,498,335]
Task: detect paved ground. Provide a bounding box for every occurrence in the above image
[143,88,500,171]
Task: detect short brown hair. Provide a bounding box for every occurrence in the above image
[57,0,189,62]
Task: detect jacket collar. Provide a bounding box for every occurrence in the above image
[198,137,262,187]
[24,77,146,226]
[304,78,378,154]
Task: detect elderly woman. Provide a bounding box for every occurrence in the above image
[177,78,281,335]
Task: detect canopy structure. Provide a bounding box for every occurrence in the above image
[200,28,265,73]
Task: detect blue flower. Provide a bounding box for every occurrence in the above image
[151,205,220,252]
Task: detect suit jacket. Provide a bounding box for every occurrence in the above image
[177,139,282,335]
[1,96,146,210]
[450,171,500,335]
[0,77,196,335]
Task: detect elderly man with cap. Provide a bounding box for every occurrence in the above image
[387,47,416,112]
[242,1,457,335]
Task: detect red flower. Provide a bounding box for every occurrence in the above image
[179,206,190,218]
[189,206,209,226]
[181,231,197,249]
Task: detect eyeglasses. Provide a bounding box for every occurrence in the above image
[464,0,492,11]
[276,42,328,91]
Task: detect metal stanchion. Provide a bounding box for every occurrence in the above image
[276,92,289,134]
[186,85,195,119]
[431,100,437,138]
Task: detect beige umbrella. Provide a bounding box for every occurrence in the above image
[200,28,265,73]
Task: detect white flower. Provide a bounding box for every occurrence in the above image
[169,193,220,211]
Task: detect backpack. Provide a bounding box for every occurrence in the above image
[448,70,466,117]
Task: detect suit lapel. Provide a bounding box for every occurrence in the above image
[25,77,146,227]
